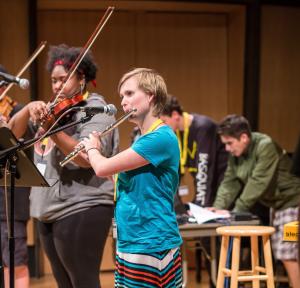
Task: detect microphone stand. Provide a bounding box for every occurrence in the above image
[0,112,95,288]
[0,112,96,158]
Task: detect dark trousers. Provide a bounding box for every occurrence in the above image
[38,205,113,288]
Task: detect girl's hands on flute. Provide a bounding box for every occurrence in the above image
[81,131,102,153]
[78,132,113,182]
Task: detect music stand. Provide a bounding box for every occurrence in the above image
[0,126,49,288]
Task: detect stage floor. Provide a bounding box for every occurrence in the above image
[29,269,210,288]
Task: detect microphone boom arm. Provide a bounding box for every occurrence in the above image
[0,113,94,160]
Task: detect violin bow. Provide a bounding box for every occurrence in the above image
[0,41,47,101]
[50,6,115,108]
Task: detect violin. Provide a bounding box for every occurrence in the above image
[41,7,114,130]
[0,95,17,119]
[40,92,88,130]
[51,93,86,116]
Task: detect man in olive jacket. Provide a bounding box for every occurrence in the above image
[213,115,300,287]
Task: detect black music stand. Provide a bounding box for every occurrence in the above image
[0,126,49,288]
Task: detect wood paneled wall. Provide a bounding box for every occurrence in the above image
[260,6,300,151]
[1,2,299,149]
[0,0,31,103]
[37,3,245,149]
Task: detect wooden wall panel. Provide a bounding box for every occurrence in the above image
[38,0,243,14]
[37,8,238,149]
[136,12,228,122]
[227,7,245,115]
[0,0,30,103]
[260,6,300,151]
[0,1,245,150]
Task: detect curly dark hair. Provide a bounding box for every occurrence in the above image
[46,44,98,83]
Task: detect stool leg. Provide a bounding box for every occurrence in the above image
[263,235,275,288]
[216,235,229,288]
[210,236,217,286]
[230,236,240,288]
[251,235,259,288]
[181,243,188,288]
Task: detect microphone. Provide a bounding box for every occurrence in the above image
[0,71,30,90]
[72,104,117,116]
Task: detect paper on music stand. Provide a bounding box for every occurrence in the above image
[188,202,230,224]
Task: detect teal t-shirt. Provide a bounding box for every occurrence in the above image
[115,125,182,253]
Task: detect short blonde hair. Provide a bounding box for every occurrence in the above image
[118,68,168,116]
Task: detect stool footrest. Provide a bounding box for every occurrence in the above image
[221,268,267,277]
[237,275,268,281]
[238,270,260,276]
[221,269,270,281]
[254,266,266,273]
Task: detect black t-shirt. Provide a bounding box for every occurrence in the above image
[178,114,228,206]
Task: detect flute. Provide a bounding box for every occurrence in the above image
[59,109,136,167]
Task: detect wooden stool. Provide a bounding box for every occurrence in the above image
[216,226,275,288]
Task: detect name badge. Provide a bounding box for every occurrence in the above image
[36,162,46,176]
[178,185,189,196]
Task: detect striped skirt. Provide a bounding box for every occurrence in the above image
[115,247,183,287]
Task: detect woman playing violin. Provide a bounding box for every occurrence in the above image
[12,44,119,288]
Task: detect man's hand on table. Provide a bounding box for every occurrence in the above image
[206,207,231,217]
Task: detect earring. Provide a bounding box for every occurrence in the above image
[80,82,85,94]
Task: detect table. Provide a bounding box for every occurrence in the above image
[179,219,260,287]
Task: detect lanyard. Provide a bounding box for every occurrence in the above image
[145,119,163,134]
[82,91,89,100]
[114,118,164,202]
[176,112,190,174]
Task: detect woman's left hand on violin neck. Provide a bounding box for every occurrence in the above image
[27,101,49,125]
